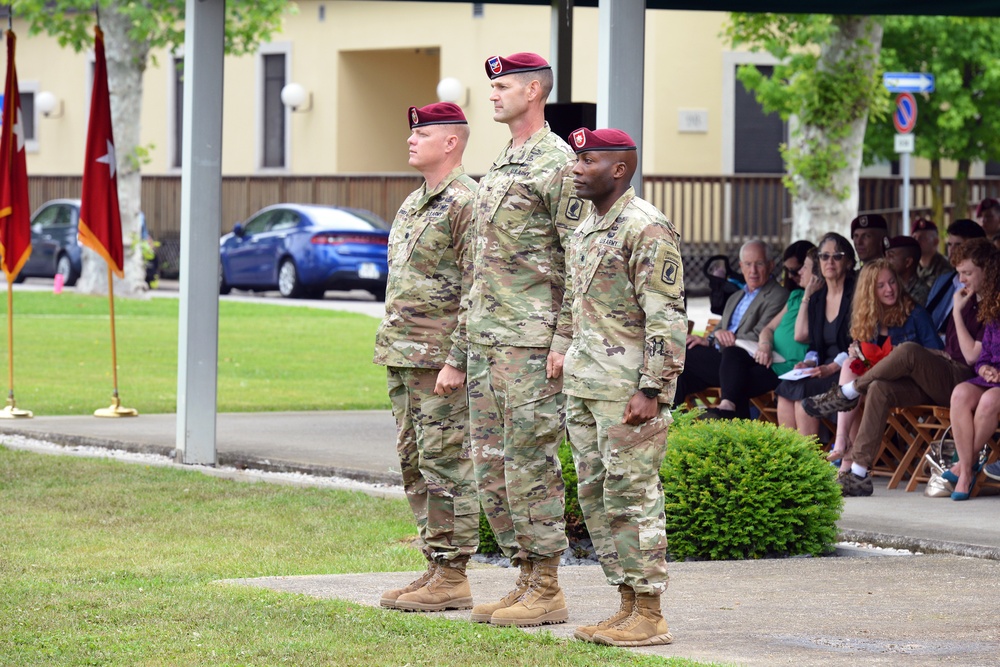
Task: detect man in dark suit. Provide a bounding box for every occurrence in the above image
[674,239,788,409]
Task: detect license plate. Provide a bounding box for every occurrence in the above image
[358,262,380,280]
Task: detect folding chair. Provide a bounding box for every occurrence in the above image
[900,405,952,492]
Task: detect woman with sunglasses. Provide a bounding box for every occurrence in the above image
[825,259,942,494]
[775,233,856,437]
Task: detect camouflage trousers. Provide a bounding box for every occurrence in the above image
[387,367,479,562]
[566,395,671,595]
[467,344,568,561]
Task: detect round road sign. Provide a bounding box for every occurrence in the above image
[894,92,917,134]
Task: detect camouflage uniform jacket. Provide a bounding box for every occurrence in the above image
[373,166,477,370]
[563,188,686,404]
[453,123,586,369]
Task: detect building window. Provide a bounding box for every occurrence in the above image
[734,65,785,174]
[20,91,35,142]
[261,53,286,169]
[173,57,184,169]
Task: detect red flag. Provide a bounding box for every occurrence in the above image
[79,25,123,278]
[0,30,32,282]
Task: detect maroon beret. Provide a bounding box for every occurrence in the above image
[485,52,551,80]
[888,235,921,250]
[976,197,1000,216]
[569,127,637,153]
[850,214,888,234]
[408,102,467,129]
[911,218,937,233]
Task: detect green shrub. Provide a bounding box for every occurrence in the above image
[662,419,843,560]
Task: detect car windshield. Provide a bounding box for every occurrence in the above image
[309,207,391,232]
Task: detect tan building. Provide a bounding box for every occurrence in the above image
[13,3,755,178]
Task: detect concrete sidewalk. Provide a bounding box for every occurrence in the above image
[3,409,1000,559]
[5,410,1000,666]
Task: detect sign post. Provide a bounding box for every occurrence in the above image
[893,92,918,235]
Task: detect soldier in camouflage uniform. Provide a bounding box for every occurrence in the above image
[461,53,587,628]
[373,102,479,612]
[562,128,685,647]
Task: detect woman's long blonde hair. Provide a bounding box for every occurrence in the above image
[849,258,915,342]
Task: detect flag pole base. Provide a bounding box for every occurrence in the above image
[0,402,33,419]
[94,394,138,418]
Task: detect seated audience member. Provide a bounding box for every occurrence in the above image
[912,217,950,289]
[851,214,889,264]
[675,240,788,407]
[977,197,1000,238]
[886,235,929,305]
[949,253,1000,500]
[780,240,815,290]
[811,259,943,496]
[774,233,855,437]
[925,219,988,331]
[702,243,815,420]
[804,240,995,495]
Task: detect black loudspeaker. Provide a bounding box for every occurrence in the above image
[545,102,597,145]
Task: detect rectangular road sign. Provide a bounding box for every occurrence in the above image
[895,134,915,154]
[883,72,935,93]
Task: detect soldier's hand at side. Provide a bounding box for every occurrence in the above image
[546,350,565,379]
[623,392,658,425]
[434,364,467,396]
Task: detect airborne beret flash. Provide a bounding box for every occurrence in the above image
[911,218,937,233]
[485,52,551,79]
[408,102,467,129]
[850,213,888,234]
[569,127,637,153]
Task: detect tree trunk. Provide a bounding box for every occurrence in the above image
[953,159,971,221]
[76,7,150,298]
[789,16,883,243]
[929,159,944,226]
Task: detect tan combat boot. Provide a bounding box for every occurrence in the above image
[490,555,568,627]
[573,584,635,642]
[470,559,533,623]
[379,561,437,609]
[395,557,473,611]
[592,592,673,646]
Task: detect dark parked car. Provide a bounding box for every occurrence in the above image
[18,198,158,286]
[219,203,390,300]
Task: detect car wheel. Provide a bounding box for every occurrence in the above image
[371,286,387,302]
[56,254,79,287]
[278,258,304,298]
[219,264,231,295]
[13,272,25,284]
[305,287,326,300]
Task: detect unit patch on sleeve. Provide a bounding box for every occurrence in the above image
[649,242,683,297]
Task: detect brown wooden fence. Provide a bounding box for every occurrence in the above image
[27,173,1000,289]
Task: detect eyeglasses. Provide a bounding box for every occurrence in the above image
[784,266,802,277]
[819,252,846,262]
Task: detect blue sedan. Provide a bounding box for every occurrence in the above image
[219,204,390,300]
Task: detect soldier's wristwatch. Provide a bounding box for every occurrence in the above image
[640,388,660,399]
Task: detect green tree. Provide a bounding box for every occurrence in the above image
[14,0,289,296]
[866,16,1000,223]
[726,14,889,243]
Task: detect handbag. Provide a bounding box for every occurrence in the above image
[923,425,955,498]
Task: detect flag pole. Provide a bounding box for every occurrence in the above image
[94,264,137,417]
[1,278,31,418]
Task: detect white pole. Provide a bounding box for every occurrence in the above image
[901,149,911,236]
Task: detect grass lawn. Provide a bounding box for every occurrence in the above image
[0,292,389,415]
[0,447,718,667]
